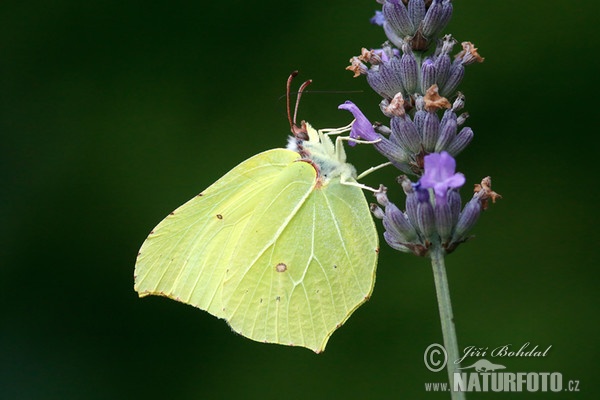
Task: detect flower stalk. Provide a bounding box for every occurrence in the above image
[431,245,464,399]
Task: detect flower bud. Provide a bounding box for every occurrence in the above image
[380,55,407,98]
[383,0,414,38]
[447,188,462,226]
[370,203,385,220]
[384,201,419,243]
[400,42,418,94]
[422,111,440,152]
[435,202,453,243]
[451,92,465,112]
[420,58,437,94]
[451,196,481,243]
[417,200,436,241]
[366,69,390,98]
[375,120,394,135]
[435,115,457,152]
[383,231,413,253]
[439,107,455,130]
[437,0,454,35]
[380,94,404,119]
[440,61,464,97]
[373,184,389,205]
[383,21,405,48]
[373,184,423,254]
[413,95,426,133]
[391,114,422,153]
[400,176,420,229]
[433,35,455,88]
[434,54,451,89]
[422,0,452,38]
[446,126,473,156]
[408,0,426,30]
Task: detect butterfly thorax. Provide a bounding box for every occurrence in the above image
[286,122,357,187]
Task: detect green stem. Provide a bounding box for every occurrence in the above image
[430,246,465,400]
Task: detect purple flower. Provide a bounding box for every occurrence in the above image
[419,151,465,204]
[370,10,385,26]
[339,100,409,170]
[372,47,399,63]
[338,101,380,146]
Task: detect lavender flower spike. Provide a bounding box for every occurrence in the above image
[419,151,465,204]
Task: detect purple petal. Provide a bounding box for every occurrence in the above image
[338,101,379,146]
[445,172,466,188]
[372,48,390,63]
[370,11,385,26]
[419,151,465,204]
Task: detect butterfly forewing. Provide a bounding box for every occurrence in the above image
[134,149,300,317]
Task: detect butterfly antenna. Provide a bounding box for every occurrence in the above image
[294,79,312,127]
[286,71,310,140]
[286,71,299,132]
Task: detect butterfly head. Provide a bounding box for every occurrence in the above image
[285,72,357,185]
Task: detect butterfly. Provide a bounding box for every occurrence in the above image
[134,72,379,353]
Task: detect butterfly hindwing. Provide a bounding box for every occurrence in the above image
[222,162,378,352]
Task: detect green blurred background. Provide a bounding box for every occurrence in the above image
[2,1,598,399]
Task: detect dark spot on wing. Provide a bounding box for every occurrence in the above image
[333,264,337,269]
[276,263,287,272]
[216,214,223,219]
[276,296,281,302]
[169,211,175,216]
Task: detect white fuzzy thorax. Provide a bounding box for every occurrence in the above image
[286,123,357,184]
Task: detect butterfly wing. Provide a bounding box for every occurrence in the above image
[222,169,378,352]
[135,147,378,353]
[134,148,303,317]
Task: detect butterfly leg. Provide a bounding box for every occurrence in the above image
[339,175,380,193]
[356,162,392,180]
[333,135,382,164]
[318,122,354,136]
